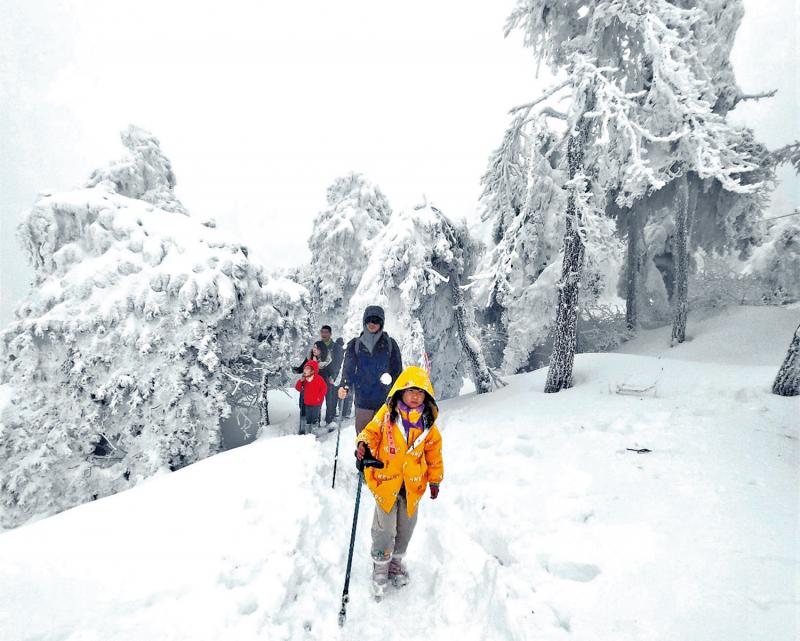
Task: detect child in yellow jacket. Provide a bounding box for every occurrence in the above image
[355,366,444,598]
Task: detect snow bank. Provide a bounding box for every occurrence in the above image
[616,305,800,365]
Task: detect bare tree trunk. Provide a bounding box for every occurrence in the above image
[450,276,496,393]
[625,203,644,331]
[545,94,594,394]
[259,371,270,428]
[671,174,690,345]
[772,322,800,396]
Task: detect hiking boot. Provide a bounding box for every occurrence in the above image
[371,558,390,600]
[388,555,409,588]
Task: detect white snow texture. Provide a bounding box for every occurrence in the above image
[0,305,797,641]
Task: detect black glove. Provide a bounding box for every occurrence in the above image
[355,444,384,471]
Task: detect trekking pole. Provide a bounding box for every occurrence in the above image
[331,419,342,489]
[338,448,383,627]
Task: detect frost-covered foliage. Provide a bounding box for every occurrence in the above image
[306,173,391,332]
[345,203,489,399]
[744,216,800,303]
[86,125,188,215]
[475,123,563,370]
[486,0,770,385]
[480,117,531,246]
[505,0,761,203]
[772,322,800,397]
[772,142,800,174]
[476,121,624,373]
[0,128,310,528]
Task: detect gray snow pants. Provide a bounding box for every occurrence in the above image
[371,491,418,561]
[355,407,376,436]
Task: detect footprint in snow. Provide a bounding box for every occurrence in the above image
[541,557,601,582]
[238,596,258,615]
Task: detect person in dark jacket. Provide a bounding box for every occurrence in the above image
[338,305,403,434]
[292,340,330,375]
[318,325,344,427]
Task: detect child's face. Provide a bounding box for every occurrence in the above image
[402,387,425,409]
[303,366,314,377]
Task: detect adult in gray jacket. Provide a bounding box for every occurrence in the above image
[318,325,344,427]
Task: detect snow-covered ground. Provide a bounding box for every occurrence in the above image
[0,306,797,641]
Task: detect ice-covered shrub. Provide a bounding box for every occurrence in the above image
[0,127,309,528]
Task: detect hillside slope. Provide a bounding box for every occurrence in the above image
[0,306,797,641]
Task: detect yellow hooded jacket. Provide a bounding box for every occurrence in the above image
[356,366,444,517]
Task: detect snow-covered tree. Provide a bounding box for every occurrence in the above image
[479,116,531,248]
[475,122,566,372]
[0,127,310,528]
[86,125,188,215]
[772,322,800,397]
[744,214,800,304]
[772,142,800,174]
[499,0,765,390]
[305,173,391,333]
[345,202,495,398]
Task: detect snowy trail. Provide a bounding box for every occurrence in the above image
[1,312,798,641]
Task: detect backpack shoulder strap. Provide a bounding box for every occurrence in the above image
[382,333,394,360]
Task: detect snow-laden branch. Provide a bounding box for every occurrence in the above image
[509,79,571,117]
[538,106,568,121]
[734,89,777,105]
[425,267,450,284]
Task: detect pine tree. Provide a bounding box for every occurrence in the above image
[544,92,595,392]
[772,323,800,397]
[502,0,766,389]
[306,173,391,333]
[475,121,572,373]
[346,202,495,398]
[670,174,692,345]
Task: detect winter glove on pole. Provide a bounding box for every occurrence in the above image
[429,483,440,499]
[355,442,382,472]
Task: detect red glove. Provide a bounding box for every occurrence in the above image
[429,483,439,500]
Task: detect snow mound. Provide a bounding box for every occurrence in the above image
[0,308,796,641]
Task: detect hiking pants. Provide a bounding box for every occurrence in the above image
[371,491,418,561]
[300,404,321,434]
[324,376,338,424]
[355,407,377,436]
[338,391,353,419]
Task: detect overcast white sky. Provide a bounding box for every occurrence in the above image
[1,0,797,325]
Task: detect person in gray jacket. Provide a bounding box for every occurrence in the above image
[318,325,344,427]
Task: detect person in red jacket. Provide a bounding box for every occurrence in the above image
[295,360,327,434]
